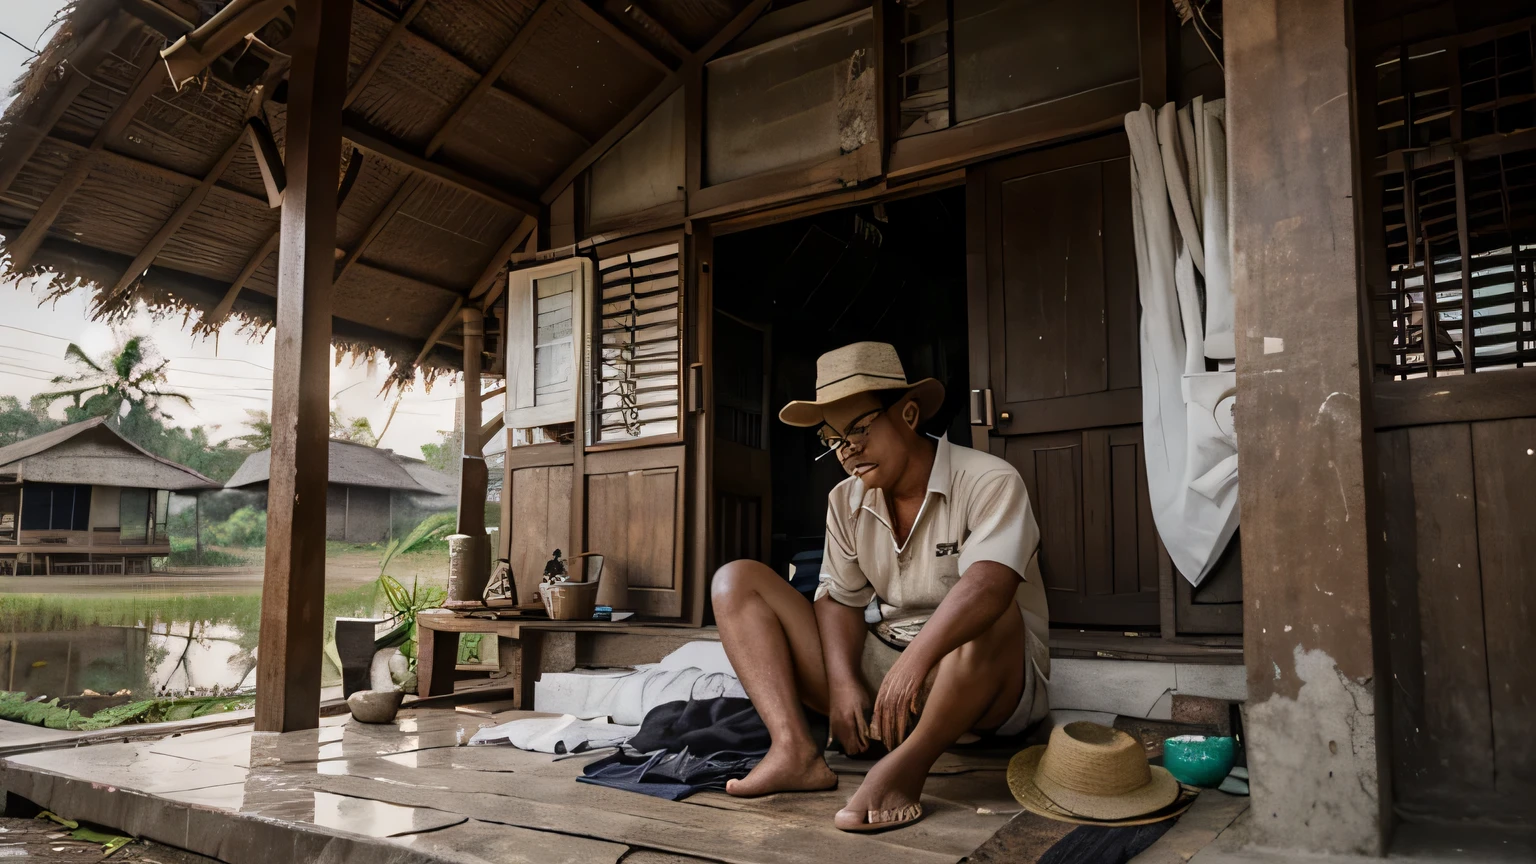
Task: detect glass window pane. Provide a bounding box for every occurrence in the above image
[533,271,576,408]
[72,485,92,531]
[120,488,150,544]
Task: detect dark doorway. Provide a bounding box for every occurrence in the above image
[712,187,972,579]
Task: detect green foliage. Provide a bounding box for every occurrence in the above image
[331,410,377,446]
[205,507,267,548]
[0,395,59,446]
[166,540,248,567]
[420,426,462,474]
[371,513,456,666]
[232,409,272,451]
[0,690,255,731]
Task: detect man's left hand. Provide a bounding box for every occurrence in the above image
[871,651,931,748]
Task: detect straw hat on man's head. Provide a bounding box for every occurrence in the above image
[1008,721,1191,825]
[779,341,944,429]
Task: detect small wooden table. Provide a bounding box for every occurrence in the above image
[414,611,713,707]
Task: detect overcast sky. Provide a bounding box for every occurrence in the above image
[0,4,463,458]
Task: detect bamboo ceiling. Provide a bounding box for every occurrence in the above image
[0,0,755,383]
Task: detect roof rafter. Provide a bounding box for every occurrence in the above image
[0,13,123,198]
[5,41,165,273]
[100,58,290,312]
[341,121,542,218]
[344,0,430,109]
[569,1,673,72]
[426,0,564,157]
[412,214,536,369]
[540,0,771,204]
[603,0,689,63]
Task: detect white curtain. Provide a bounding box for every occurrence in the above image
[1125,98,1239,587]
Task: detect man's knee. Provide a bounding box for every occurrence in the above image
[711,559,772,610]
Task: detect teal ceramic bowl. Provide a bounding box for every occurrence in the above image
[1163,735,1237,788]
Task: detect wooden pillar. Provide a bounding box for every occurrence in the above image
[1227,0,1390,854]
[254,0,351,734]
[452,307,489,602]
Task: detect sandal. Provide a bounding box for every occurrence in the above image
[836,801,925,833]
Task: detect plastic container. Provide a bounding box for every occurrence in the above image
[1162,735,1237,788]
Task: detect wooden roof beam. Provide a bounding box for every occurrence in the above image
[344,0,429,110]
[541,0,770,205]
[342,121,542,219]
[194,229,278,335]
[603,0,689,63]
[570,1,673,73]
[0,13,123,198]
[4,41,165,273]
[412,214,536,369]
[426,0,562,157]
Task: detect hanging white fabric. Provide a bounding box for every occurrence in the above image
[1125,99,1239,587]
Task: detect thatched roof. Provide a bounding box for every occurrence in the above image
[224,437,446,490]
[0,0,759,385]
[0,416,220,490]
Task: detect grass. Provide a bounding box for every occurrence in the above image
[167,537,249,567]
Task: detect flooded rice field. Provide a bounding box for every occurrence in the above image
[0,548,448,702]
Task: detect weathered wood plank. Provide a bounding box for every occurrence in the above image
[254,0,352,734]
[1471,417,1536,797]
[541,0,771,204]
[1406,423,1494,794]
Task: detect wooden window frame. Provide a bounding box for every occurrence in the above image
[505,257,592,436]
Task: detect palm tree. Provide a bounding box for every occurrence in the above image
[38,336,192,435]
[232,409,273,451]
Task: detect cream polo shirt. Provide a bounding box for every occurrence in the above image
[815,435,1051,686]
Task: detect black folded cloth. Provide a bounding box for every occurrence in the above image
[578,696,827,801]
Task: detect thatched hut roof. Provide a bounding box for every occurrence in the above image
[0,416,220,490]
[0,0,758,384]
[224,437,442,490]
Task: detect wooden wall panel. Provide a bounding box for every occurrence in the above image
[1471,418,1536,798]
[1405,423,1495,794]
[586,464,683,617]
[509,465,572,607]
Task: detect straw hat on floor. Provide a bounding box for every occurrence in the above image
[1008,721,1194,826]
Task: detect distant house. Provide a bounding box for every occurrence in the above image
[0,418,219,576]
[224,440,456,544]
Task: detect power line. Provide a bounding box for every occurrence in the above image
[0,28,40,57]
[0,323,73,341]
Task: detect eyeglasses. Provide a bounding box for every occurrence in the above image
[815,408,882,460]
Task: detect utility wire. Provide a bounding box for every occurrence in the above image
[0,29,41,57]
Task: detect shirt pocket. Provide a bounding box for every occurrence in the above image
[933,551,962,588]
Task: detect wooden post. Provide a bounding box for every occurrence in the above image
[254,0,351,734]
[1228,0,1389,854]
[194,491,202,566]
[451,307,490,604]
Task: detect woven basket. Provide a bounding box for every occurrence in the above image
[541,553,604,620]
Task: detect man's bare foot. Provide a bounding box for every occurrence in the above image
[726,743,838,797]
[834,747,926,830]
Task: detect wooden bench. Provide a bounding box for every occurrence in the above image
[414,610,717,708]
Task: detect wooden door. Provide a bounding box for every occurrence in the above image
[969,134,1159,628]
[501,233,696,621]
[712,310,772,566]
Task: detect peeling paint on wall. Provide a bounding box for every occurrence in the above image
[1246,646,1380,855]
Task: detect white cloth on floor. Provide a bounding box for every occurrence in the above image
[469,713,639,753]
[535,664,746,727]
[1125,101,1239,587]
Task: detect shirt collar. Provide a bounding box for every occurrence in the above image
[858,434,954,524]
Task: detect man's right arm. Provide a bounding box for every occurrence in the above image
[817,595,871,754]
